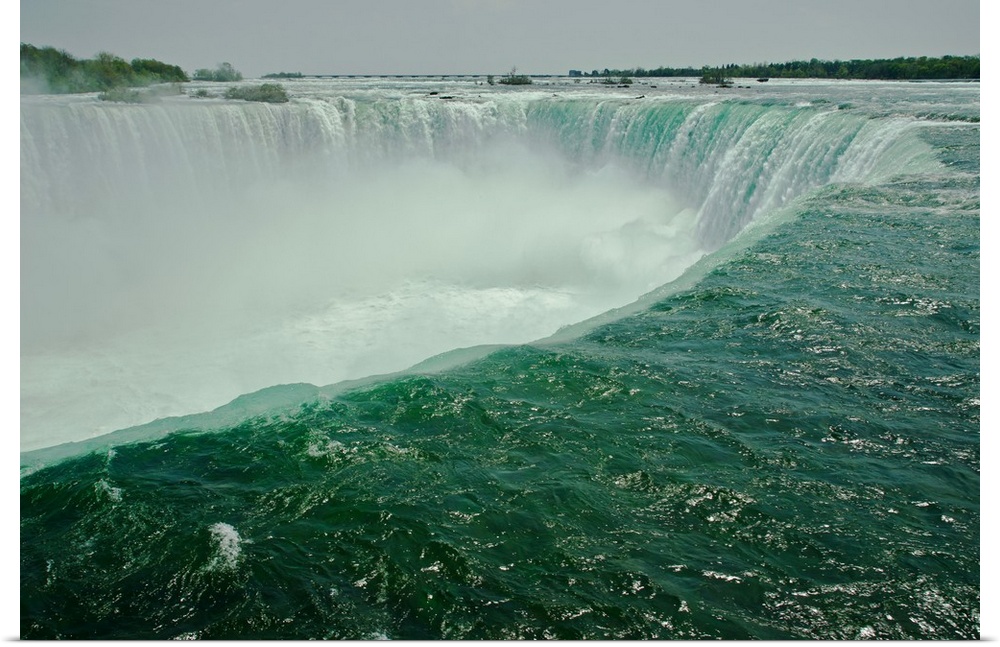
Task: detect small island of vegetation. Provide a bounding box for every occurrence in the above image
[96,85,186,103]
[698,68,733,87]
[224,83,290,103]
[497,67,532,85]
[262,72,304,79]
[192,62,243,82]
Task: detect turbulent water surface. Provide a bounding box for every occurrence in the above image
[20,77,979,639]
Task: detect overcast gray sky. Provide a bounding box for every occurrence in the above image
[19,0,980,77]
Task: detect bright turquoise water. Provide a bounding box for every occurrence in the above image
[20,79,979,639]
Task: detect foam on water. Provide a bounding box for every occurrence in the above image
[207,522,243,572]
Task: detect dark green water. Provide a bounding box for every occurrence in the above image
[20,86,979,639]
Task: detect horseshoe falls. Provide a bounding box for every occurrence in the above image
[20,78,979,639]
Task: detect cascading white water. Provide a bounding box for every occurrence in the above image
[21,81,933,451]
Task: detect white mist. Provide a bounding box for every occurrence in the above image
[21,91,704,451]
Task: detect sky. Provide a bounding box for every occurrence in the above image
[18,0,980,78]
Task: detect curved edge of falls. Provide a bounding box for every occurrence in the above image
[20,88,943,468]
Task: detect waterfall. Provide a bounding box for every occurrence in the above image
[20,87,933,451]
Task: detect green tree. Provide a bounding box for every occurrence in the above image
[22,43,192,93]
[193,62,243,82]
[86,51,135,89]
[498,66,532,85]
[21,44,84,92]
[131,58,188,84]
[698,66,731,86]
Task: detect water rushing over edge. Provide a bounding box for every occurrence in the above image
[19,78,980,639]
[20,78,958,454]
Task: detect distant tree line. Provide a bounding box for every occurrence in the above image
[262,71,304,79]
[585,65,701,79]
[21,43,188,93]
[587,56,979,81]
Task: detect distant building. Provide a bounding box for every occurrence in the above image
[568,69,583,77]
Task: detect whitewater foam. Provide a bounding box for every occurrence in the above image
[21,109,701,450]
[207,522,243,572]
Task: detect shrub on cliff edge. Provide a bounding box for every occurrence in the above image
[223,83,289,103]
